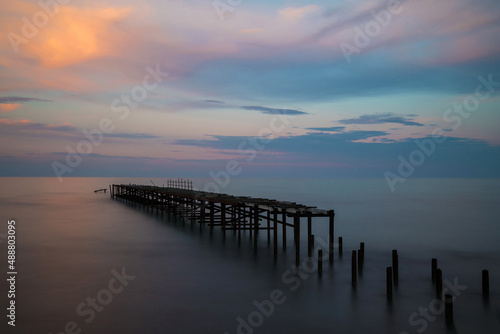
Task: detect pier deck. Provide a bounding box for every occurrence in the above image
[110,182,335,264]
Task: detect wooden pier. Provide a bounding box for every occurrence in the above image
[110,181,335,264]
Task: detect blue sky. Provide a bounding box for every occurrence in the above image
[0,0,499,180]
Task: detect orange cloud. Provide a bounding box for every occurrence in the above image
[279,5,319,21]
[0,103,21,112]
[22,6,131,68]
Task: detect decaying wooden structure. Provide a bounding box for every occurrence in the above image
[110,180,335,265]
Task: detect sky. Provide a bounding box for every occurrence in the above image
[1,0,500,181]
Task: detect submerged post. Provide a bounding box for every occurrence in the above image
[329,210,334,264]
[352,250,357,287]
[282,211,287,251]
[387,267,393,301]
[482,269,489,297]
[307,213,312,256]
[392,250,398,286]
[309,235,314,257]
[445,293,453,325]
[432,258,437,283]
[318,250,323,277]
[273,209,278,260]
[294,212,300,266]
[436,269,443,298]
[254,204,259,250]
[338,237,343,257]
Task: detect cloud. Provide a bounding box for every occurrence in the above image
[106,133,161,139]
[0,119,76,132]
[0,119,160,140]
[240,106,308,115]
[173,130,388,150]
[0,96,52,103]
[279,5,319,21]
[306,126,346,132]
[204,100,225,104]
[338,113,424,126]
[0,103,20,112]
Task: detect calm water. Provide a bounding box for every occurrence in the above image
[1,177,499,334]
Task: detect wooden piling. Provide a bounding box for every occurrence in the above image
[392,250,398,286]
[431,258,437,283]
[273,209,278,260]
[295,212,300,266]
[357,248,363,275]
[267,210,271,246]
[254,205,259,250]
[221,203,226,240]
[352,250,357,287]
[307,213,312,256]
[436,269,443,298]
[282,212,287,251]
[387,267,393,301]
[445,293,453,324]
[360,242,365,264]
[309,235,314,257]
[482,269,489,296]
[329,210,335,264]
[210,201,214,235]
[338,237,343,257]
[318,250,323,277]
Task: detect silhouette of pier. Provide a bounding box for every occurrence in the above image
[110,180,335,264]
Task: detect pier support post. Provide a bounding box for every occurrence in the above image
[210,201,214,235]
[328,210,335,264]
[294,212,300,266]
[221,203,226,241]
[282,211,287,251]
[307,213,312,254]
[318,250,323,277]
[237,205,242,246]
[254,205,259,250]
[273,208,278,260]
[308,235,314,257]
[267,210,271,246]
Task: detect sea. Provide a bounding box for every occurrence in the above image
[0,177,499,334]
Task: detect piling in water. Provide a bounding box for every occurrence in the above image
[387,267,393,301]
[436,269,443,298]
[318,250,323,277]
[445,293,453,325]
[352,250,357,287]
[338,237,343,257]
[482,269,489,297]
[392,250,398,286]
[431,258,437,283]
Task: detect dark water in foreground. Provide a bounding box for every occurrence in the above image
[1,177,499,334]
